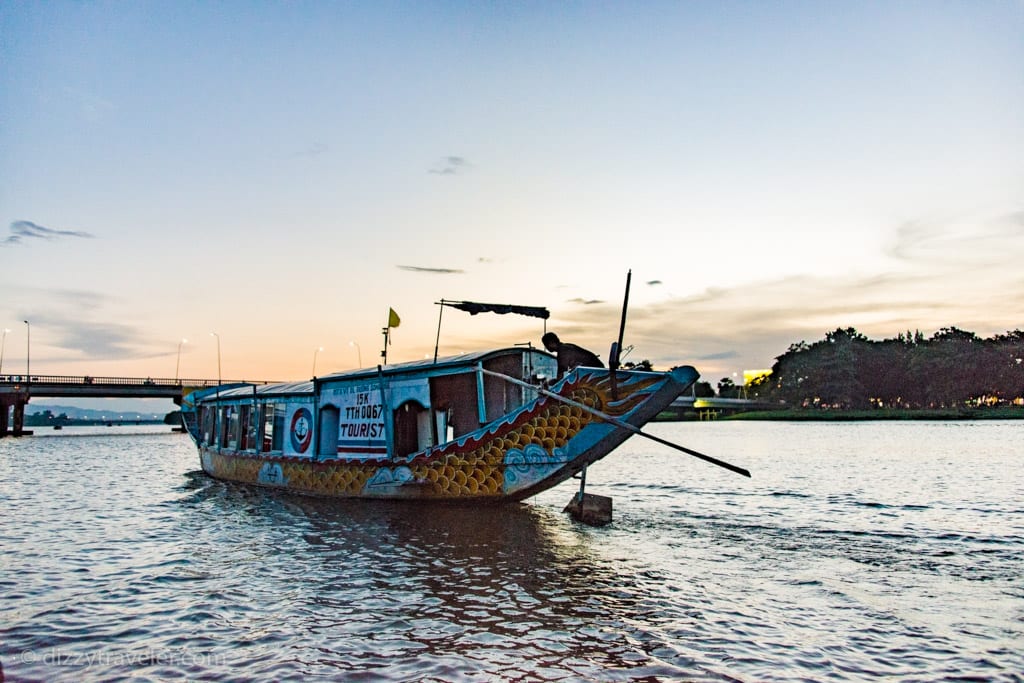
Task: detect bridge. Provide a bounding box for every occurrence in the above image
[658,395,774,420]
[0,374,271,437]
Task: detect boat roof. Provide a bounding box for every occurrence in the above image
[203,380,315,400]
[198,347,552,401]
[318,347,551,383]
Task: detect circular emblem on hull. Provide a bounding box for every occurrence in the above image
[290,407,312,453]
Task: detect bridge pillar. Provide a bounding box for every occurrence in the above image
[0,402,8,437]
[12,399,27,436]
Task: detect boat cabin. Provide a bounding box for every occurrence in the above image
[194,348,557,460]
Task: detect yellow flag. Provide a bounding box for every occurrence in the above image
[388,308,401,328]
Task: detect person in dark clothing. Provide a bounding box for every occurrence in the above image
[542,332,603,378]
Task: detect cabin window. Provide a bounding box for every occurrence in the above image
[239,405,253,451]
[438,409,453,444]
[482,356,525,421]
[318,405,340,458]
[217,406,228,447]
[199,406,211,445]
[261,403,274,452]
[429,373,480,438]
[393,400,431,457]
[226,406,240,449]
[269,404,285,451]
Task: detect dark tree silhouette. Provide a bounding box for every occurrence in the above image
[694,381,715,398]
[763,327,1024,409]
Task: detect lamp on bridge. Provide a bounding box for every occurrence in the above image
[312,346,324,377]
[349,340,362,368]
[0,328,10,375]
[175,338,188,382]
[210,332,221,386]
[23,320,30,381]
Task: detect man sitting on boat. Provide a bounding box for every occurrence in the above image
[541,332,603,378]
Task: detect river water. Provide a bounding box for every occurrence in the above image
[1,421,1021,681]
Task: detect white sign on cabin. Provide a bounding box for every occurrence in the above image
[334,385,387,457]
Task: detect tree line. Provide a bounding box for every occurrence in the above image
[717,327,1024,409]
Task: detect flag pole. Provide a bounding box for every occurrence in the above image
[382,308,400,365]
[433,300,447,364]
[609,269,632,399]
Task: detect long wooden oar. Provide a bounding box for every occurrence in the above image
[479,368,751,478]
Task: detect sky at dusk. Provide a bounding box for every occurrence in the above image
[2,1,1022,411]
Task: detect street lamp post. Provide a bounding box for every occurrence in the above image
[0,328,10,375]
[312,346,323,377]
[209,332,222,452]
[23,320,30,381]
[210,332,221,385]
[349,341,362,368]
[175,338,188,382]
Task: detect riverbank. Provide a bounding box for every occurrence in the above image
[721,406,1024,421]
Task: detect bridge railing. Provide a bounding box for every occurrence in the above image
[0,374,274,388]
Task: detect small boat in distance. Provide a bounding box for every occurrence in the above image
[181,347,702,504]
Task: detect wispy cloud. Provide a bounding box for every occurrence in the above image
[646,280,662,286]
[292,142,328,158]
[397,265,465,274]
[697,350,739,361]
[3,220,95,246]
[62,86,115,122]
[886,209,1024,268]
[40,317,152,359]
[568,298,604,305]
[429,156,470,175]
[34,288,108,312]
[9,288,159,361]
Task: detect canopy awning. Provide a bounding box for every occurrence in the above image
[439,299,550,320]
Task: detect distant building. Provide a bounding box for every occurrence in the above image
[743,369,772,385]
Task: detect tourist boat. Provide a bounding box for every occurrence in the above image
[181,346,703,503]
